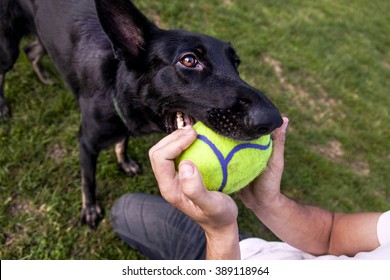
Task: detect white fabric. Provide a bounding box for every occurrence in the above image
[240,211,390,260]
[377,210,390,246]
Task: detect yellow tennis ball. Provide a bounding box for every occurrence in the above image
[176,122,272,194]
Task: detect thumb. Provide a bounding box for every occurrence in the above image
[178,161,210,207]
[270,117,289,165]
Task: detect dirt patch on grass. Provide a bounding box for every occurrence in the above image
[262,55,345,124]
[313,140,344,160]
[48,143,67,164]
[349,160,370,177]
[224,0,233,5]
[8,198,34,217]
[263,55,371,176]
[8,194,48,218]
[3,223,27,248]
[4,194,48,248]
[311,140,370,176]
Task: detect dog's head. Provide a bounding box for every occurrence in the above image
[95,0,282,140]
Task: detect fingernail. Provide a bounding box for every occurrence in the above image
[179,162,195,179]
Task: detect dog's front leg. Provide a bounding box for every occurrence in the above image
[115,137,142,176]
[79,139,104,229]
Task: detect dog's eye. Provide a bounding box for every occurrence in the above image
[180,54,198,68]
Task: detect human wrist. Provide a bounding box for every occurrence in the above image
[204,221,239,240]
[250,191,285,217]
[204,222,240,260]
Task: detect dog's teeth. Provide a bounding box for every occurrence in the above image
[176,112,184,129]
[177,121,184,129]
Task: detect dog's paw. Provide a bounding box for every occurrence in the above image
[80,204,104,229]
[119,159,142,177]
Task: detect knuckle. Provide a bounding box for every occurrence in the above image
[148,146,162,161]
[148,147,156,159]
[161,190,180,205]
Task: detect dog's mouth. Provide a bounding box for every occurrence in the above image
[164,111,196,134]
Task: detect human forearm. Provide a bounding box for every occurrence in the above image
[253,193,382,256]
[253,192,334,255]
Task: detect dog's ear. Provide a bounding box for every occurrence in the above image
[94,0,158,65]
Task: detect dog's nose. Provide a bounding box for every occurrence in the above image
[246,106,283,136]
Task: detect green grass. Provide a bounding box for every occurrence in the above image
[1,0,389,259]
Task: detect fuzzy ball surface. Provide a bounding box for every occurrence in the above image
[176,122,272,194]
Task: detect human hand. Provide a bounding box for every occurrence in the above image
[148,126,238,235]
[239,117,289,212]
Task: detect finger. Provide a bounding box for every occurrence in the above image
[149,126,197,170]
[239,118,289,204]
[149,126,197,157]
[270,117,289,163]
[149,127,197,194]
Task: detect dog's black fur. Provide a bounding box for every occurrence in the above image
[0,0,282,228]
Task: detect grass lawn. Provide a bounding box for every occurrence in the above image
[1,0,389,259]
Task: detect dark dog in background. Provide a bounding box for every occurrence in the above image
[0,0,282,228]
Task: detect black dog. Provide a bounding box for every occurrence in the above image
[0,0,282,228]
